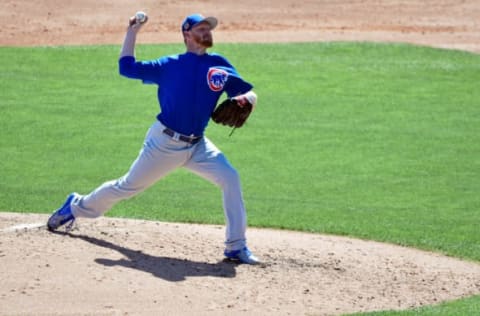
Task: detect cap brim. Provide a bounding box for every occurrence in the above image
[203,16,218,30]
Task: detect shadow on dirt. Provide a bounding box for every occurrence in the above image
[51,231,237,282]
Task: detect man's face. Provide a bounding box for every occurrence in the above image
[189,22,213,48]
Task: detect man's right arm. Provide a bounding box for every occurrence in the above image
[120,13,148,58]
[120,27,138,58]
[119,17,145,78]
[118,15,162,83]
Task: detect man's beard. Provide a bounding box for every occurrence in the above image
[193,33,213,48]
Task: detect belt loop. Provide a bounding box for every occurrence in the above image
[172,132,180,142]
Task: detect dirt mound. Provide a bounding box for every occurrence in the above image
[1,213,480,315]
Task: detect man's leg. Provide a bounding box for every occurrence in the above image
[59,122,189,221]
[184,137,247,251]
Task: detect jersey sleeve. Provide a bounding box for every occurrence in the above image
[118,56,163,84]
[223,69,254,97]
[211,55,254,97]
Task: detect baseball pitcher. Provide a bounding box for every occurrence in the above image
[47,13,260,264]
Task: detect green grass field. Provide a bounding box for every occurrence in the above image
[1,42,479,315]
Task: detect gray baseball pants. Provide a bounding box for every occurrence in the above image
[70,120,247,251]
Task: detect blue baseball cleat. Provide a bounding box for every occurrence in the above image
[47,193,79,231]
[224,247,260,265]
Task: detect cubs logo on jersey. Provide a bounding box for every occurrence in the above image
[207,67,228,92]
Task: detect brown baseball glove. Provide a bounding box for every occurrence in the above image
[211,98,253,128]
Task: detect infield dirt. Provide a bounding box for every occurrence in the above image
[1,1,479,315]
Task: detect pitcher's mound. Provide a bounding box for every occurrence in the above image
[1,212,480,315]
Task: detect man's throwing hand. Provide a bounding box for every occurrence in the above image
[129,11,148,28]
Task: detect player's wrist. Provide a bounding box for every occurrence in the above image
[234,91,257,107]
[244,91,257,105]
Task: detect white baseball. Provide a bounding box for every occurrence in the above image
[135,11,147,23]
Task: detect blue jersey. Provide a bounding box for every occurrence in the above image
[119,52,253,136]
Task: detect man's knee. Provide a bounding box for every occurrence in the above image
[217,166,241,188]
[114,177,145,198]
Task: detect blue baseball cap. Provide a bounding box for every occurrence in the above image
[181,14,218,32]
